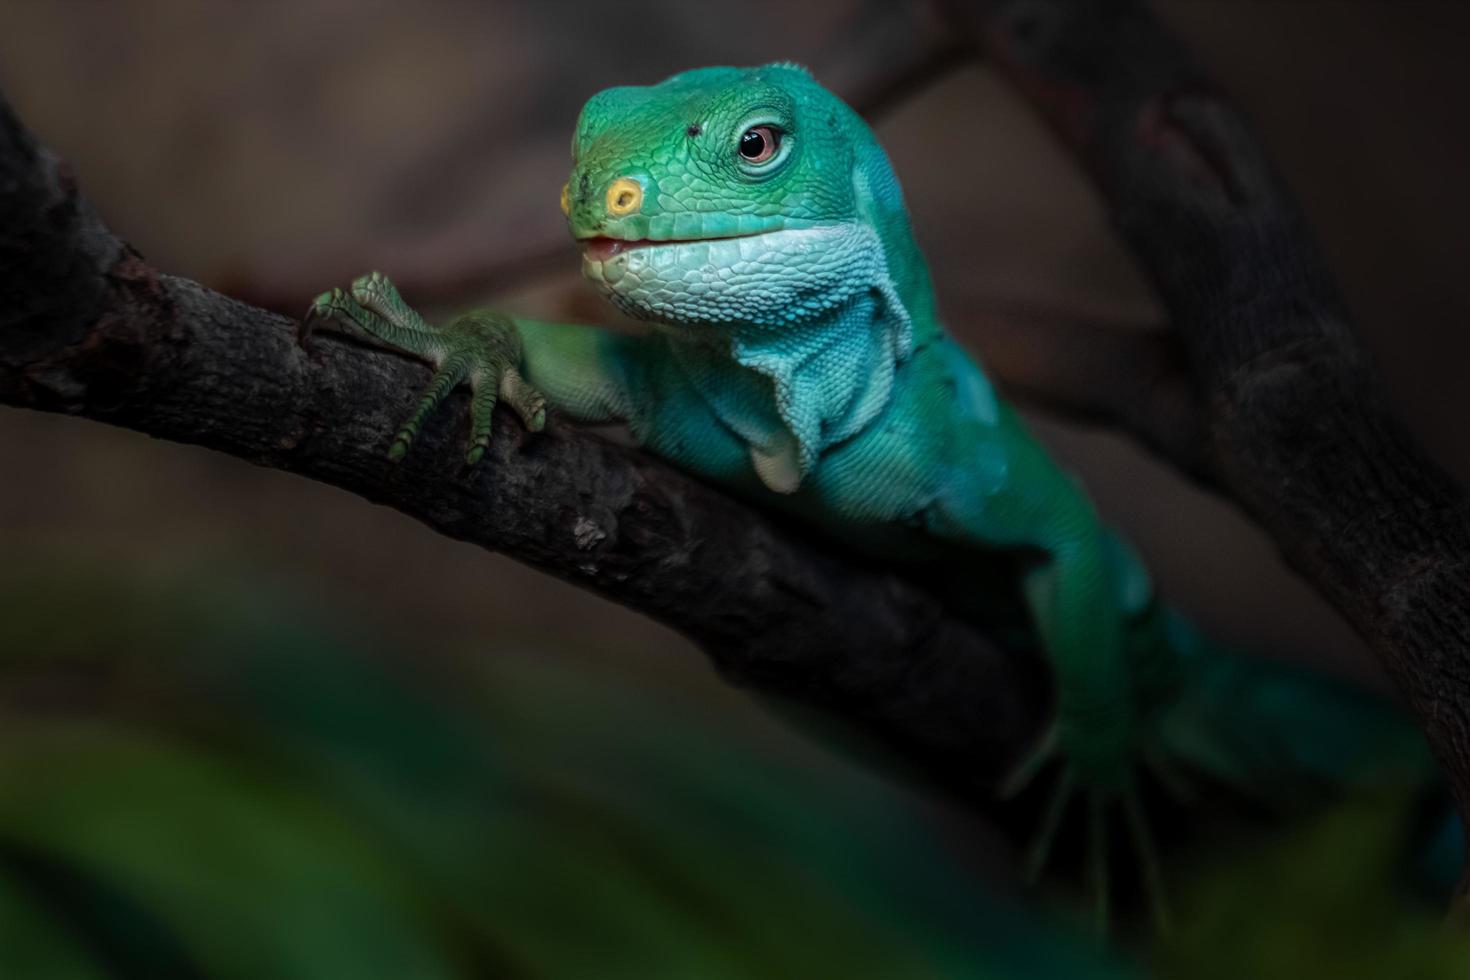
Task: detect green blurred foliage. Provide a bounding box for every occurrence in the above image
[0,563,1123,979]
[1154,801,1470,980]
[2,561,1468,978]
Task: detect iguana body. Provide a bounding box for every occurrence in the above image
[305,64,1441,926]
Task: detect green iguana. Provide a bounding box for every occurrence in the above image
[303,63,1444,929]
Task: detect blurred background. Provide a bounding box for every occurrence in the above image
[1,1,1469,977]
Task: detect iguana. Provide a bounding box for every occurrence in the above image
[303,63,1445,929]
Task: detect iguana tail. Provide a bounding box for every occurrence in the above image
[1153,605,1463,899]
[1148,608,1436,800]
[1099,528,1434,795]
[1108,530,1453,887]
[1105,520,1464,899]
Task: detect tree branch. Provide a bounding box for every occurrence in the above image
[0,90,1046,803]
[941,0,1470,886]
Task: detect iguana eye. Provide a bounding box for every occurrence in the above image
[738,126,780,164]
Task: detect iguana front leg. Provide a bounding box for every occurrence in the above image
[302,272,638,461]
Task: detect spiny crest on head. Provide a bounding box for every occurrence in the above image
[760,61,813,78]
[657,62,815,88]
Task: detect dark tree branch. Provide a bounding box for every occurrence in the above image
[0,90,1046,803]
[938,0,1470,890]
[822,0,971,122]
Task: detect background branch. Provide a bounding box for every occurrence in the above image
[939,0,1470,886]
[0,90,1045,806]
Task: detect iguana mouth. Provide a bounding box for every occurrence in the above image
[579,231,767,262]
[578,237,648,261]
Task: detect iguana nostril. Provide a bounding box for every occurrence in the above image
[605,177,642,217]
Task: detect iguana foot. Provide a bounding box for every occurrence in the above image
[301,271,546,465]
[1002,723,1183,937]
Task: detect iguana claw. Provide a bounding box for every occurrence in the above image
[1001,721,1175,936]
[301,272,546,465]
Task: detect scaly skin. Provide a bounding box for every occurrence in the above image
[304,64,1441,930]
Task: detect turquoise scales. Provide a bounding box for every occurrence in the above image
[304,63,1442,929]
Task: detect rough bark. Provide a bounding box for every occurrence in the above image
[0,90,1046,800]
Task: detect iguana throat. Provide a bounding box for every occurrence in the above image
[582,221,912,491]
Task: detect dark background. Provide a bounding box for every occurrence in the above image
[1,2,1468,975]
[4,1,1468,686]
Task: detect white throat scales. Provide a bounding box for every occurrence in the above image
[648,222,914,494]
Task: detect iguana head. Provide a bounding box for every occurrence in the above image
[564,63,923,334]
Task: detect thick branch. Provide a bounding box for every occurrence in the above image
[944,0,1470,876]
[0,91,1045,800]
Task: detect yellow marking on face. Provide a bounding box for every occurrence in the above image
[605,177,642,217]
[560,182,571,216]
